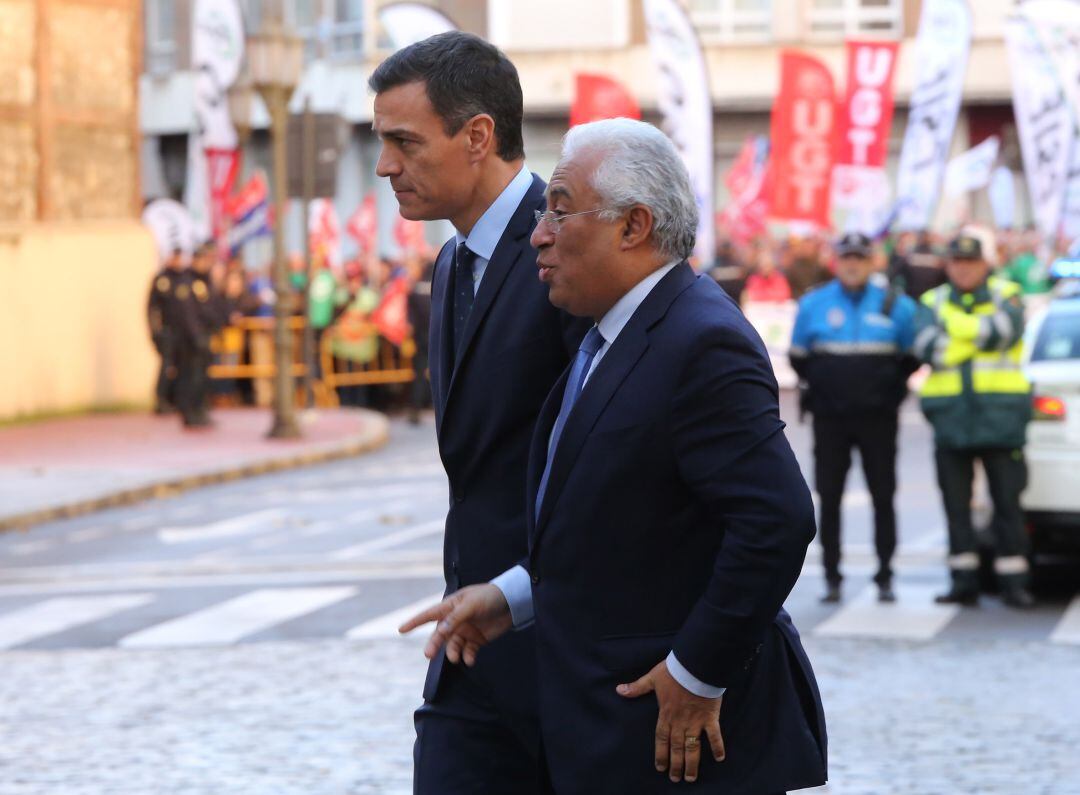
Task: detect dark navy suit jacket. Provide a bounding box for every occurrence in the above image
[524,262,828,794]
[424,173,589,724]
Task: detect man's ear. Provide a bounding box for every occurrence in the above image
[465,114,496,161]
[620,205,654,251]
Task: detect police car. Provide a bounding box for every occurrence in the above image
[1020,258,1080,563]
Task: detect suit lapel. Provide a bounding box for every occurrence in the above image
[450,175,545,377]
[526,366,570,537]
[531,262,699,543]
[531,326,649,541]
[430,240,455,419]
[442,175,545,412]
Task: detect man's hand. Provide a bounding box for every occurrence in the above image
[618,660,725,784]
[398,584,513,667]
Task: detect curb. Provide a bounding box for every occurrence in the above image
[0,415,391,533]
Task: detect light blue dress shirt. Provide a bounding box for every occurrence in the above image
[453,164,534,296]
[491,260,725,699]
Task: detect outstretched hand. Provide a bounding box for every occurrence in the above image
[398,584,513,667]
[618,660,725,784]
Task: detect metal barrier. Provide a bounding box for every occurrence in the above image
[208,316,414,407]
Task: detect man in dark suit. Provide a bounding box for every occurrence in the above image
[403,119,827,794]
[369,32,587,794]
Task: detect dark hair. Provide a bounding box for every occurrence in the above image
[368,31,524,162]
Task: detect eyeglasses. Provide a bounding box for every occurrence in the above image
[533,208,608,234]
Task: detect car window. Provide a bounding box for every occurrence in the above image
[1031,312,1080,361]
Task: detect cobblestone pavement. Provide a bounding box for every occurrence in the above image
[2,407,1079,794]
[1,634,1078,794]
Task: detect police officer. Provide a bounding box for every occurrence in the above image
[914,233,1035,608]
[791,232,920,603]
[173,243,220,428]
[147,248,186,414]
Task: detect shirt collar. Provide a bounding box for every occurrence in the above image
[454,164,533,261]
[596,260,681,345]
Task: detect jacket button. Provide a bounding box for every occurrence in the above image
[450,561,458,574]
[530,574,540,585]
[453,489,465,503]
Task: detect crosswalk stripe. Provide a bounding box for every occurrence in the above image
[330,519,444,560]
[812,583,960,641]
[0,594,154,649]
[1050,596,1080,646]
[346,593,445,640]
[157,509,286,545]
[117,587,358,649]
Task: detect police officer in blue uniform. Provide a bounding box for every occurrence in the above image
[791,232,920,603]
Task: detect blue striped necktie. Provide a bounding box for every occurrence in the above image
[535,326,606,523]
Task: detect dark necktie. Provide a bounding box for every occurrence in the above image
[535,326,606,523]
[452,242,477,357]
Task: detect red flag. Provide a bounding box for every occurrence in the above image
[835,40,899,169]
[205,148,240,242]
[395,215,428,255]
[769,50,837,229]
[720,137,772,244]
[226,170,268,219]
[371,276,410,346]
[346,194,378,252]
[308,199,342,271]
[832,40,900,211]
[569,73,641,127]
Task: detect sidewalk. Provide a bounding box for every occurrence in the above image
[0,408,390,531]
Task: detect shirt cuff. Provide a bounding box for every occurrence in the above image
[666,651,726,699]
[490,565,535,629]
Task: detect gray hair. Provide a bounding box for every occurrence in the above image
[561,118,698,261]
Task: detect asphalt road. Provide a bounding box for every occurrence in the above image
[1,395,1078,794]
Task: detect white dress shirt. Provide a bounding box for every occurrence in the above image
[453,164,533,295]
[491,260,725,699]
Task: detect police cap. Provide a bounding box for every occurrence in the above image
[948,234,984,261]
[835,232,873,258]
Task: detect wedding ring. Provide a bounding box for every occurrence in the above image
[684,736,700,748]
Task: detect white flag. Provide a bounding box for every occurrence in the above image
[1005,16,1073,241]
[895,0,972,231]
[1021,0,1080,129]
[644,0,714,265]
[183,0,245,243]
[944,136,1000,196]
[988,166,1016,229]
[378,3,457,50]
[1060,131,1080,242]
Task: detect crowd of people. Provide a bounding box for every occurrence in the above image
[147,244,436,427]
[703,224,1056,307]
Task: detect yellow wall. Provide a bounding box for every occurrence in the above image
[0,222,158,421]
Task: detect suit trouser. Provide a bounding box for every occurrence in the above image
[414,659,545,795]
[934,447,1030,593]
[813,414,899,586]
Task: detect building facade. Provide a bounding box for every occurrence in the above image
[139,0,1025,264]
[1,0,157,421]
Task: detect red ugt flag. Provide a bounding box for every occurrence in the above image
[769,50,837,229]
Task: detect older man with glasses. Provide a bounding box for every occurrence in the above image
[403,118,827,795]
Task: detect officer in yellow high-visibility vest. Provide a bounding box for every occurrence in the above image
[913,233,1035,608]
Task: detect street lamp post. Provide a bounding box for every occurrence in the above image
[247,16,303,440]
[226,70,254,155]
